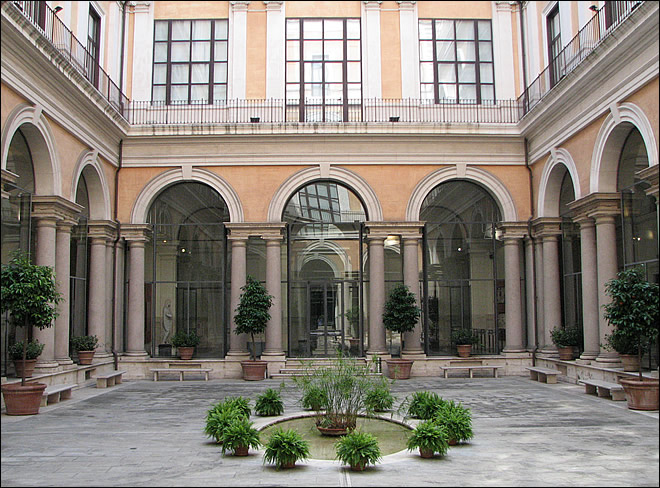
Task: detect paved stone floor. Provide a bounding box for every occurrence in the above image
[1,375,659,487]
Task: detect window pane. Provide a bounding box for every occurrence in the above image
[438,84,456,101]
[152,85,166,101]
[214,41,228,61]
[155,21,168,41]
[286,19,300,39]
[171,42,190,62]
[347,84,361,100]
[171,64,189,83]
[325,19,343,39]
[304,83,323,100]
[420,62,434,83]
[325,41,343,61]
[347,19,360,39]
[456,41,475,61]
[303,20,322,39]
[325,83,343,102]
[458,63,475,83]
[478,21,491,40]
[213,84,227,102]
[192,21,211,40]
[481,84,494,101]
[347,40,360,60]
[419,20,433,40]
[347,62,361,82]
[480,63,493,83]
[192,42,210,62]
[437,64,456,83]
[435,20,454,39]
[459,84,476,101]
[304,62,323,83]
[191,64,208,83]
[154,43,168,63]
[286,62,300,83]
[420,41,434,61]
[214,63,227,82]
[420,84,435,99]
[171,85,188,102]
[172,21,191,40]
[304,41,323,60]
[325,63,343,83]
[286,40,300,61]
[215,20,228,39]
[190,84,208,102]
[479,42,492,62]
[286,83,300,101]
[153,64,167,84]
[456,20,475,40]
[436,41,455,61]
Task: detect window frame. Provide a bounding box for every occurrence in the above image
[546,5,562,88]
[87,7,101,89]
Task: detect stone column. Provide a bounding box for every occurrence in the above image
[122,224,150,357]
[263,233,284,356]
[227,235,248,357]
[87,221,116,359]
[113,239,126,354]
[573,213,599,362]
[402,235,424,355]
[535,218,563,357]
[367,234,387,355]
[533,238,544,350]
[105,238,116,354]
[54,218,76,367]
[524,237,537,352]
[499,223,527,353]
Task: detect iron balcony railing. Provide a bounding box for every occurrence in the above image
[518,1,643,117]
[10,1,129,119]
[128,98,521,125]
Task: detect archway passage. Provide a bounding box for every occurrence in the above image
[283,181,366,358]
[421,180,504,355]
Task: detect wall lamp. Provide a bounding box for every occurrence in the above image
[250,117,260,123]
[389,116,400,122]
[589,5,599,12]
[54,6,63,14]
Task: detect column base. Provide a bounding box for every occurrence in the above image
[539,346,559,358]
[578,351,599,363]
[595,352,622,365]
[34,360,61,374]
[225,351,250,361]
[502,347,527,354]
[56,357,75,368]
[401,352,426,360]
[124,351,149,359]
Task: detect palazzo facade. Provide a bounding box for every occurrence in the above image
[1,0,658,381]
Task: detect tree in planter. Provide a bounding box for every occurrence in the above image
[1,252,62,415]
[382,284,421,379]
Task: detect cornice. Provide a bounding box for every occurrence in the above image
[120,223,151,241]
[365,221,424,239]
[498,221,529,240]
[31,195,84,221]
[567,192,620,220]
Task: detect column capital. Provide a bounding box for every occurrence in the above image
[366,221,423,239]
[262,0,283,10]
[121,223,151,242]
[567,192,620,220]
[364,0,383,8]
[636,164,659,199]
[396,1,416,9]
[88,220,118,241]
[532,217,563,237]
[230,0,250,11]
[32,195,84,222]
[498,221,528,240]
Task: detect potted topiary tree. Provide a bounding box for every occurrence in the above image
[383,283,421,379]
[550,326,581,361]
[604,328,640,372]
[70,334,99,365]
[450,328,480,358]
[9,340,44,378]
[234,275,273,380]
[170,329,200,360]
[603,267,659,410]
[1,251,62,415]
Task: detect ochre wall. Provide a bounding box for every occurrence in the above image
[285,1,361,17]
[417,1,492,19]
[624,78,660,151]
[1,84,27,130]
[154,1,229,19]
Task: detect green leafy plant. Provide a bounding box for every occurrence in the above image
[550,326,581,348]
[70,334,99,352]
[603,328,639,355]
[299,381,328,411]
[399,391,447,420]
[220,417,262,456]
[364,376,395,412]
[344,306,360,337]
[8,340,44,360]
[334,430,382,471]
[234,275,274,361]
[255,388,285,416]
[263,428,310,469]
[450,328,480,345]
[204,405,244,444]
[170,329,201,348]
[603,267,659,380]
[1,251,62,386]
[383,283,421,335]
[406,420,450,457]
[434,400,473,444]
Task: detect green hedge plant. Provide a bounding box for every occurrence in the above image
[170,330,200,348]
[263,428,310,469]
[550,326,581,348]
[450,328,480,346]
[334,430,382,471]
[70,335,99,352]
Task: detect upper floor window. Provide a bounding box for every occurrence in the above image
[152,19,228,104]
[547,5,562,87]
[285,18,362,122]
[87,7,101,88]
[419,19,495,104]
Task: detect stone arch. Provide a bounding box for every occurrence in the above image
[406,166,517,222]
[591,102,658,193]
[131,167,244,223]
[1,103,60,194]
[267,166,383,222]
[538,148,581,217]
[71,150,111,220]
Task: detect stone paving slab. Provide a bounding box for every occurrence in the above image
[1,376,658,487]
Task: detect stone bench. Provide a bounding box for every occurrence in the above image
[150,367,212,382]
[526,366,561,384]
[439,365,501,378]
[96,370,126,388]
[41,383,77,407]
[578,379,625,401]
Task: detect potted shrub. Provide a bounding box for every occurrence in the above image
[255,387,285,416]
[550,326,581,361]
[364,376,395,413]
[204,396,251,444]
[406,419,450,458]
[1,251,62,415]
[604,328,640,372]
[170,329,200,360]
[220,417,262,456]
[234,275,273,380]
[450,328,480,358]
[335,429,382,471]
[434,400,474,445]
[263,428,311,469]
[398,391,447,420]
[9,340,44,378]
[70,335,99,365]
[603,267,659,410]
[299,381,328,411]
[382,284,421,379]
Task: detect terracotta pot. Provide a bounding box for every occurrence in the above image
[350,461,367,472]
[177,347,194,360]
[240,360,268,380]
[456,345,473,358]
[619,354,640,372]
[385,358,414,379]
[233,445,249,456]
[419,447,434,458]
[13,359,37,378]
[317,425,348,436]
[619,377,659,411]
[1,382,47,415]
[558,346,574,361]
[448,438,458,446]
[77,350,95,365]
[281,461,296,469]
